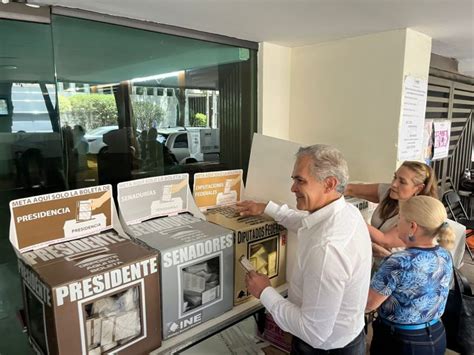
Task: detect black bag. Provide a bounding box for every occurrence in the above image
[441,267,474,354]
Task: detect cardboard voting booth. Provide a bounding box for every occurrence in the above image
[9,185,161,355]
[244,134,374,281]
[117,174,234,340]
[193,169,287,305]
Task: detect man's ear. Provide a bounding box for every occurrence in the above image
[324,177,339,192]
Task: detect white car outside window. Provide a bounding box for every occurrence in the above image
[84,125,118,154]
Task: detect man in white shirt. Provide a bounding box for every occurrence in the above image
[237,145,372,354]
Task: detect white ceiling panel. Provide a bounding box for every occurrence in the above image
[28,0,474,76]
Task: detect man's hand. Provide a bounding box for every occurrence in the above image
[236,200,267,217]
[245,271,271,299]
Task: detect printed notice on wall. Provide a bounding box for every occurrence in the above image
[397,76,428,161]
[432,120,451,160]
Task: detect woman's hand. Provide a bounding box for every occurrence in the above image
[372,242,391,257]
[366,288,389,313]
[367,224,405,250]
[343,183,380,203]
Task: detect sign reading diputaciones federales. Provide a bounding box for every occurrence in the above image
[117,174,189,225]
[9,185,113,252]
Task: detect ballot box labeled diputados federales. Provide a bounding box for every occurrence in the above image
[9,185,161,355]
[117,174,234,340]
[193,170,287,305]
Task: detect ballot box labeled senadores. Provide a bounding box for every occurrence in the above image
[117,174,234,339]
[193,170,287,305]
[9,185,162,355]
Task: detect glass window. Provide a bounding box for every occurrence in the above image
[52,14,257,189]
[11,83,56,133]
[0,14,257,213]
[0,19,63,200]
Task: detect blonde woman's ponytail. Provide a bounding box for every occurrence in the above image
[436,222,456,250]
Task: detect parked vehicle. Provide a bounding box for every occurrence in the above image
[84,125,118,154]
[85,125,166,155]
[158,127,220,164]
[84,125,218,165]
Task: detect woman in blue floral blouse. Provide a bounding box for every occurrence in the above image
[366,195,455,355]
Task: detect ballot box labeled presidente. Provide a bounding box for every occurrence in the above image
[9,185,162,355]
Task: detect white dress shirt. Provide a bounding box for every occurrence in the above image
[260,196,372,350]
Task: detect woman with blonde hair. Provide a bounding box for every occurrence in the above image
[345,161,438,257]
[366,195,455,355]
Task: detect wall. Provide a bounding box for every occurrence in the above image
[258,42,291,140]
[259,29,432,182]
[289,29,406,182]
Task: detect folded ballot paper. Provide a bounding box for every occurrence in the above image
[117,174,234,340]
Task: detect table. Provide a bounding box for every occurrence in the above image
[151,283,288,355]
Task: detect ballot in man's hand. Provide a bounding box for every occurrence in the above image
[245,270,271,299]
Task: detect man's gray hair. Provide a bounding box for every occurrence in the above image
[296,145,349,194]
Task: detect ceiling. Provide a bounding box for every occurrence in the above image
[32,0,474,76]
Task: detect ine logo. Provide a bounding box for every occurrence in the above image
[169,313,203,333]
[169,322,179,333]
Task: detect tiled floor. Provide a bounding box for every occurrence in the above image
[1,244,473,355]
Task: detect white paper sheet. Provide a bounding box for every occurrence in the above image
[397,76,428,161]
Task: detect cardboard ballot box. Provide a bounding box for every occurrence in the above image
[344,196,375,223]
[117,174,234,340]
[193,170,287,305]
[9,185,161,355]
